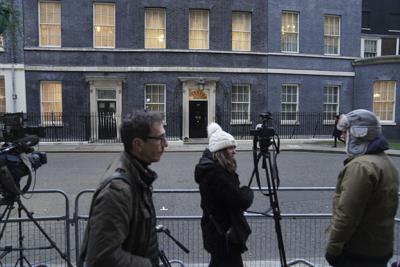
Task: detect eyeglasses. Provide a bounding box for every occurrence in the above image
[146,134,167,144]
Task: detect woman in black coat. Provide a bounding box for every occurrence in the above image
[195,123,254,267]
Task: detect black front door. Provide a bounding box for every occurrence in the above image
[98,101,117,139]
[189,101,207,138]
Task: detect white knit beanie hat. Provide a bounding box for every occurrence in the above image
[207,122,237,153]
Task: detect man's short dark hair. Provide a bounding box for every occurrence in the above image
[120,110,163,152]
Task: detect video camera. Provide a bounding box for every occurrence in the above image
[0,113,47,202]
[250,112,279,153]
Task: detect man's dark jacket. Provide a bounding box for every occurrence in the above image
[79,151,158,267]
[194,149,253,255]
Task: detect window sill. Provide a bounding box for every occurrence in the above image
[280,120,299,125]
[324,53,340,56]
[41,123,63,127]
[0,47,4,52]
[380,121,397,126]
[230,120,252,125]
[323,120,335,125]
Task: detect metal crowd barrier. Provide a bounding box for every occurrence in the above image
[1,188,399,266]
[0,189,71,267]
[74,187,400,267]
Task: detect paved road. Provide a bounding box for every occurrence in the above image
[17,151,400,217]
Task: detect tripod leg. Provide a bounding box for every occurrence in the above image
[262,154,288,267]
[17,199,73,267]
[0,205,13,241]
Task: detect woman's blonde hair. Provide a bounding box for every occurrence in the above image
[213,148,237,173]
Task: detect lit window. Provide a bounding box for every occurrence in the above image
[39,1,61,47]
[232,12,251,51]
[41,81,62,125]
[281,12,298,53]
[231,84,250,123]
[93,3,115,48]
[0,78,5,113]
[145,8,166,49]
[0,34,4,49]
[324,15,340,55]
[373,81,396,122]
[189,10,209,49]
[281,84,299,123]
[323,86,339,123]
[145,84,166,120]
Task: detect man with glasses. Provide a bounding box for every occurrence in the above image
[79,110,168,267]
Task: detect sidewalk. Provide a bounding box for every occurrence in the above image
[36,139,400,156]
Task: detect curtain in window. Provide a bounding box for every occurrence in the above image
[281,12,298,52]
[364,39,377,57]
[145,8,166,49]
[0,78,5,113]
[40,1,61,47]
[145,84,166,119]
[232,12,251,51]
[189,10,209,49]
[41,81,62,124]
[373,81,396,121]
[94,3,115,48]
[324,15,340,55]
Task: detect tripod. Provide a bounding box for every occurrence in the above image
[248,133,287,267]
[0,195,73,267]
[156,225,189,267]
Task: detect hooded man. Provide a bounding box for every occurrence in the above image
[325,109,399,267]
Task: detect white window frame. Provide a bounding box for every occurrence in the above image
[189,9,209,50]
[38,1,61,47]
[231,84,251,125]
[232,12,251,52]
[93,3,115,48]
[373,80,396,123]
[324,15,340,55]
[360,38,382,58]
[145,8,166,49]
[40,81,63,126]
[144,84,166,121]
[281,11,299,53]
[323,86,340,124]
[281,84,299,124]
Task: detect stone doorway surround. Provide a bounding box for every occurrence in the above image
[86,75,125,141]
[178,77,220,141]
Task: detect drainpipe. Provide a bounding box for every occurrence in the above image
[10,0,17,112]
[11,62,16,112]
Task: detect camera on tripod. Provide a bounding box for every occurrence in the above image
[250,112,278,153]
[0,113,47,202]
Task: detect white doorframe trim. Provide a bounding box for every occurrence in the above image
[86,77,124,141]
[179,77,220,140]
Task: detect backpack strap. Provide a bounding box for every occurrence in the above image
[79,169,131,266]
[98,169,131,191]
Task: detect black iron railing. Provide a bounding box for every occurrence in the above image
[0,112,334,143]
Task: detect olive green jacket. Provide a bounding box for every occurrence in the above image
[79,151,157,267]
[326,152,399,259]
